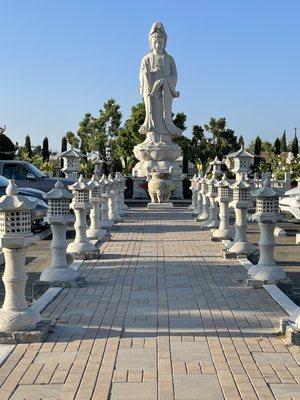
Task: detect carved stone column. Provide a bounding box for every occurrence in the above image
[40,180,78,282]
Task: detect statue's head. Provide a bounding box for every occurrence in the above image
[149,22,167,54]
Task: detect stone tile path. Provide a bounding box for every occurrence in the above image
[1,208,300,400]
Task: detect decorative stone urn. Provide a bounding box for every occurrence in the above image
[148,169,173,203]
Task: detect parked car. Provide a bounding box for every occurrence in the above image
[0,160,75,192]
[0,175,48,231]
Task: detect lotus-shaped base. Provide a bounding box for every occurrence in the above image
[133,140,182,178]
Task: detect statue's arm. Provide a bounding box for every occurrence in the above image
[166,56,179,97]
[139,56,151,95]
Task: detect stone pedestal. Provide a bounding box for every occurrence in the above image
[100,197,114,228]
[67,208,98,258]
[225,208,256,256]
[147,202,173,210]
[41,225,78,282]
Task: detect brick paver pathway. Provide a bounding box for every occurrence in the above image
[1,208,300,400]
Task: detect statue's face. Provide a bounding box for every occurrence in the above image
[151,37,165,54]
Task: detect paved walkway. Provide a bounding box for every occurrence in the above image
[0,208,300,400]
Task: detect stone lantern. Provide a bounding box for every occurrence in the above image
[247,176,286,282]
[66,175,98,259]
[40,180,78,283]
[99,175,114,229]
[108,175,123,222]
[210,156,222,175]
[60,149,84,180]
[115,172,128,216]
[0,180,47,334]
[192,173,203,217]
[224,173,256,257]
[88,151,103,179]
[225,146,254,180]
[188,174,198,211]
[211,174,234,241]
[201,174,219,229]
[196,175,210,222]
[86,175,109,241]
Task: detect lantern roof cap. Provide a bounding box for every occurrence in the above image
[60,148,84,158]
[216,173,231,187]
[251,176,279,198]
[46,179,73,200]
[87,174,98,189]
[209,156,222,165]
[69,174,93,191]
[230,172,252,189]
[225,146,254,159]
[0,179,38,211]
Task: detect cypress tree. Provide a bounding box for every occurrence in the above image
[61,136,67,153]
[254,136,262,156]
[42,137,50,161]
[292,134,299,157]
[25,134,32,159]
[274,137,281,155]
[238,135,244,148]
[280,130,287,152]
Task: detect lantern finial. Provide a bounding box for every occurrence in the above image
[6,179,19,196]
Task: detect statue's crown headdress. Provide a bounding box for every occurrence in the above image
[149,22,167,39]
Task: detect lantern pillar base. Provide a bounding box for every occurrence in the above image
[0,318,51,344]
[247,264,286,283]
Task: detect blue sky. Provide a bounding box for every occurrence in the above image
[1,0,300,150]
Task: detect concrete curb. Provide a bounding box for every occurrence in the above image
[31,287,63,313]
[0,344,15,367]
[238,257,297,317]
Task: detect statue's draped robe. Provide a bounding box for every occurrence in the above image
[139,52,182,143]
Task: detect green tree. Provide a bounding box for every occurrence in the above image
[280,130,287,152]
[274,137,281,155]
[238,135,244,148]
[25,134,32,159]
[204,117,239,159]
[61,136,67,153]
[65,131,79,149]
[253,136,262,155]
[42,137,50,162]
[115,103,145,174]
[0,126,15,160]
[292,133,299,157]
[76,99,122,173]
